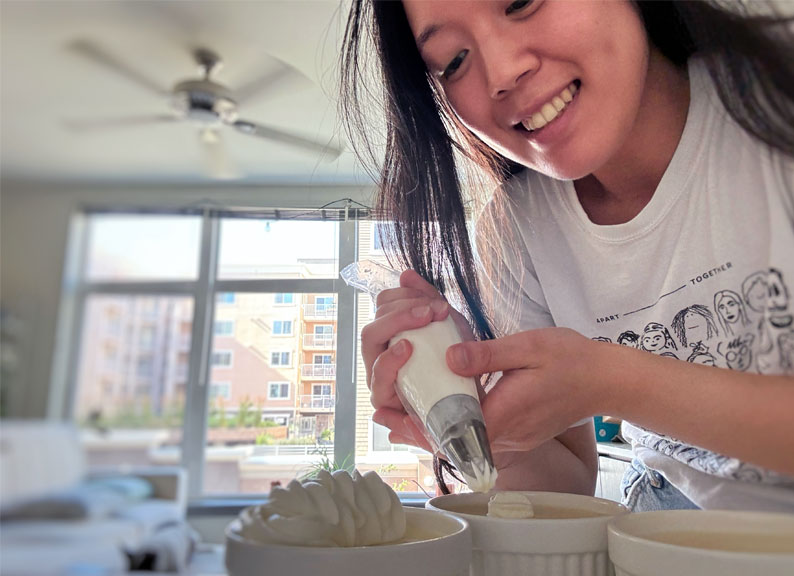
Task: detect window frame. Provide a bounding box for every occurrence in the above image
[267,381,291,400]
[209,381,232,400]
[269,350,291,367]
[210,350,233,368]
[213,320,235,336]
[58,210,358,499]
[274,293,294,305]
[272,319,293,336]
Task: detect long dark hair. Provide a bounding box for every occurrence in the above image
[340,0,794,493]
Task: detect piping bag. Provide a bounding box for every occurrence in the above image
[341,260,497,492]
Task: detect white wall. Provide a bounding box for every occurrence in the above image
[0,179,374,419]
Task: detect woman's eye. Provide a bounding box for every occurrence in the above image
[441,49,468,79]
[506,0,534,16]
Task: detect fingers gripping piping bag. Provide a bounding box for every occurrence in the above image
[341,260,498,492]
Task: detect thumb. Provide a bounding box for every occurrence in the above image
[447,331,539,376]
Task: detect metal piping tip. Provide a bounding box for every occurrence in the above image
[424,394,498,493]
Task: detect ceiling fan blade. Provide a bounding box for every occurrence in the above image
[63,114,179,132]
[233,120,344,161]
[200,128,240,180]
[67,39,170,97]
[234,57,313,105]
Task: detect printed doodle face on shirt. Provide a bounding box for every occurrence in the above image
[714,290,749,336]
[672,304,718,349]
[640,322,678,357]
[718,334,755,371]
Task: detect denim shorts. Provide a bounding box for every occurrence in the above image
[620,458,700,512]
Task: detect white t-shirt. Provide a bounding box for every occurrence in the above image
[476,58,794,511]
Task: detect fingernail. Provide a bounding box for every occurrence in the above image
[411,305,430,318]
[431,300,448,314]
[450,345,468,369]
[392,339,406,356]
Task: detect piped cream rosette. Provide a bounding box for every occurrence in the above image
[238,469,406,547]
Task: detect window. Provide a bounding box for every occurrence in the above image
[313,384,332,396]
[313,354,333,365]
[272,320,292,335]
[270,351,291,366]
[218,293,236,304]
[268,382,290,399]
[85,215,201,281]
[218,220,339,280]
[64,211,357,498]
[315,296,335,312]
[138,326,156,348]
[371,221,393,253]
[211,351,233,367]
[274,293,294,305]
[214,320,234,336]
[210,382,231,400]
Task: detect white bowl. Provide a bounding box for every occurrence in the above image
[427,491,629,576]
[225,506,472,576]
[608,510,794,576]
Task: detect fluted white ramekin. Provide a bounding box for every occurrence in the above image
[427,491,629,576]
[225,506,471,576]
[608,510,794,576]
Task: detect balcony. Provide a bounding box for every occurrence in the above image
[302,333,336,349]
[301,364,335,380]
[303,304,337,320]
[298,394,335,412]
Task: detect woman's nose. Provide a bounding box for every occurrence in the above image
[481,38,539,99]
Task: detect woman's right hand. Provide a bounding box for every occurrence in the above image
[362,269,465,452]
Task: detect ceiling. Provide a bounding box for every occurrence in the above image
[0,0,377,185]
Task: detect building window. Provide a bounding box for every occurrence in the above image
[313,354,333,365]
[315,296,335,313]
[314,325,333,335]
[217,293,236,304]
[268,381,290,399]
[270,351,291,366]
[274,293,294,305]
[211,350,233,367]
[210,382,231,400]
[272,320,293,335]
[213,320,234,336]
[371,221,394,253]
[313,384,332,396]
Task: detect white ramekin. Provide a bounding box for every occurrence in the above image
[225,506,472,576]
[608,509,794,576]
[427,491,629,576]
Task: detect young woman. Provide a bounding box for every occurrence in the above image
[341,0,794,512]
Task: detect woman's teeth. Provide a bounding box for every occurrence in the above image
[521,82,578,132]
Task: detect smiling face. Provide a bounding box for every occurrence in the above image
[401,0,651,179]
[642,330,666,352]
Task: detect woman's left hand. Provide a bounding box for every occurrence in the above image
[446,327,612,454]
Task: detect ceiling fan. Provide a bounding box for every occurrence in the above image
[64,41,344,179]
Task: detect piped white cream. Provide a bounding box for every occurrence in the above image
[487,492,535,519]
[238,469,406,547]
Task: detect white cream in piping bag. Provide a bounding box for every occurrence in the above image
[392,316,498,493]
[239,470,406,547]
